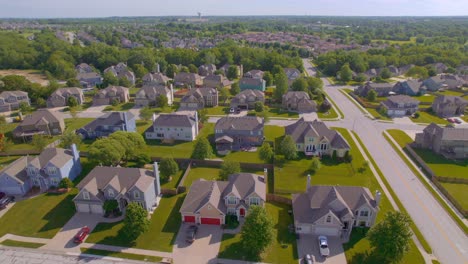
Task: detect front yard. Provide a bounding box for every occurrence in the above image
[411,111,449,125]
[103,102,135,112]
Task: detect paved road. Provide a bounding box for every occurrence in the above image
[302,59,468,264]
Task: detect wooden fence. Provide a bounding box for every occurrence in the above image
[348,92,380,109]
[266,193,292,205]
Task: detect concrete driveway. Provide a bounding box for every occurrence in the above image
[297,235,346,264]
[173,224,223,264]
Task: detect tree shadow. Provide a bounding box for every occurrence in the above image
[218,234,260,262]
[161,195,185,247]
[38,192,78,235]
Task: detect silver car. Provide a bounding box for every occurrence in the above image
[318,235,330,257]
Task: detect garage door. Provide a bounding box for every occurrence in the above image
[184,215,196,223]
[90,204,104,215]
[315,227,339,236]
[201,217,221,225]
[0,186,23,195]
[76,203,90,213]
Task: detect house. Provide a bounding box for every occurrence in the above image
[179,87,218,110]
[239,77,266,92]
[104,63,136,86]
[284,68,301,86]
[244,70,264,79]
[198,64,217,76]
[440,74,466,89]
[13,109,65,139]
[431,63,448,74]
[393,79,427,96]
[380,95,420,117]
[145,112,198,142]
[215,116,264,153]
[77,111,136,139]
[75,63,93,74]
[220,64,243,77]
[47,87,84,108]
[0,91,30,112]
[73,163,161,215]
[0,145,81,196]
[135,85,174,107]
[292,176,380,240]
[355,82,396,97]
[93,86,130,106]
[282,91,317,113]
[423,76,447,92]
[415,123,468,159]
[174,72,203,87]
[142,72,171,86]
[180,172,266,225]
[76,72,102,88]
[203,74,232,88]
[285,118,350,157]
[432,95,468,117]
[230,89,265,110]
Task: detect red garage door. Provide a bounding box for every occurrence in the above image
[184,215,196,223]
[201,217,221,225]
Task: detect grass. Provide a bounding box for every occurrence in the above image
[0,189,78,238]
[80,248,162,262]
[440,182,468,210]
[183,167,220,187]
[411,111,449,125]
[413,94,436,103]
[317,106,339,119]
[324,94,345,119]
[161,169,185,189]
[0,239,45,248]
[223,150,263,164]
[86,194,184,252]
[371,37,416,45]
[0,156,20,168]
[266,107,299,118]
[65,118,95,132]
[367,108,391,120]
[205,106,229,115]
[218,202,298,264]
[103,102,135,112]
[264,125,284,142]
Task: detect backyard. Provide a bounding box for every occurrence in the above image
[411,111,449,125]
[182,166,265,188]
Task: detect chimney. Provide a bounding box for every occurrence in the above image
[123,111,128,131]
[71,143,79,162]
[306,174,311,190]
[263,168,268,180]
[154,162,161,196]
[152,113,157,122]
[375,190,382,206]
[194,111,199,136]
[170,83,174,106]
[156,63,160,73]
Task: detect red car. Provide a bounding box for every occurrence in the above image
[447,118,455,123]
[74,226,90,243]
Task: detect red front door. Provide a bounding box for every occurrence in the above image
[184,215,195,223]
[240,208,245,217]
[200,217,221,225]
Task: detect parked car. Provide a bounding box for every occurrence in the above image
[318,235,330,257]
[74,226,90,243]
[454,118,462,124]
[447,118,455,123]
[186,225,198,244]
[229,108,235,113]
[303,254,313,264]
[235,108,241,114]
[0,196,14,209]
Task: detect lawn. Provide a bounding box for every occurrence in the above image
[386,129,413,148]
[371,37,416,45]
[413,94,436,103]
[218,202,298,264]
[205,106,229,115]
[223,150,263,164]
[440,182,468,210]
[86,194,184,252]
[103,102,135,112]
[264,125,284,142]
[367,108,391,121]
[65,118,95,131]
[80,248,162,262]
[0,239,45,248]
[183,167,220,187]
[161,169,185,189]
[411,111,448,125]
[0,156,20,168]
[0,189,78,238]
[317,107,338,119]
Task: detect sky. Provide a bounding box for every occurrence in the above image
[0,0,467,18]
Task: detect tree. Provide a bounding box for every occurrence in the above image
[88,138,125,166]
[258,142,274,163]
[119,77,132,88]
[36,98,46,108]
[19,102,32,113]
[254,101,264,112]
[140,106,153,121]
[380,68,392,79]
[66,78,81,87]
[273,72,288,102]
[109,131,145,160]
[240,206,274,258]
[230,82,240,96]
[405,66,429,79]
[31,135,48,151]
[59,178,73,189]
[219,160,240,180]
[60,130,82,149]
[103,199,119,214]
[103,71,119,87]
[67,96,79,107]
[166,64,179,78]
[198,108,208,123]
[367,211,412,263]
[257,109,270,124]
[338,64,352,82]
[156,94,168,108]
[309,157,322,174]
[292,78,308,92]
[358,161,370,174]
[227,65,238,80]
[188,64,198,73]
[263,71,273,86]
[133,64,148,79]
[219,87,230,102]
[306,77,324,92]
[123,202,150,241]
[319,100,332,112]
[192,137,213,159]
[367,89,378,102]
[180,66,190,73]
[279,135,297,160]
[159,157,179,182]
[354,73,367,83]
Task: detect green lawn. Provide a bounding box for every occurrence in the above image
[161,169,185,189]
[371,37,416,45]
[65,118,95,131]
[267,107,299,118]
[0,239,45,248]
[367,108,391,120]
[223,150,263,164]
[0,190,78,238]
[411,111,449,125]
[206,106,229,115]
[386,129,413,148]
[440,182,468,210]
[183,167,220,187]
[264,125,284,142]
[86,194,184,252]
[218,202,298,264]
[412,94,436,103]
[0,156,20,168]
[436,90,465,97]
[103,102,135,112]
[80,248,162,262]
[317,107,338,119]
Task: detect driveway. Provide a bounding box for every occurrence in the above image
[173,224,223,264]
[299,112,318,121]
[297,235,346,264]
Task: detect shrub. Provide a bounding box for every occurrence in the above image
[59,178,73,189]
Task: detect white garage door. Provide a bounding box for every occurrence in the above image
[90,204,104,215]
[315,227,339,236]
[76,203,90,213]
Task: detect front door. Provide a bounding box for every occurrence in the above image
[240,208,245,217]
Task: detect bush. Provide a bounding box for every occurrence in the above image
[135,153,151,167]
[274,155,286,167]
[413,112,420,118]
[59,178,73,189]
[344,151,353,163]
[103,200,119,214]
[111,98,120,106]
[225,215,240,229]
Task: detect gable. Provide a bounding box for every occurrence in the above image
[315,211,342,225]
[197,202,224,216]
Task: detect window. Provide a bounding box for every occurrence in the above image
[250,197,260,205]
[29,168,36,176]
[227,208,236,215]
[360,210,369,217]
[50,178,59,186]
[308,137,314,142]
[47,167,57,175]
[134,191,140,199]
[83,191,90,200]
[227,196,237,205]
[326,215,332,223]
[108,189,115,197]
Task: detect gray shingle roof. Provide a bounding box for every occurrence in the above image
[433,95,468,106]
[215,116,263,131]
[386,95,419,104]
[29,148,75,170]
[285,118,350,149]
[16,109,62,127]
[0,156,33,183]
[81,111,134,131]
[136,85,170,99]
[0,91,28,98]
[153,113,196,128]
[231,89,264,104]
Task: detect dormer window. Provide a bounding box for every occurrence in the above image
[360,210,369,217]
[108,189,115,198]
[134,191,140,199]
[326,215,332,223]
[249,197,260,205]
[83,191,90,200]
[47,167,57,175]
[29,168,36,176]
[227,196,237,205]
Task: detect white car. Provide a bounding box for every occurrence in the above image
[229,108,235,113]
[318,235,330,257]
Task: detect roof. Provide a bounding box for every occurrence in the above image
[16,109,63,127]
[81,111,134,131]
[424,123,468,141]
[239,77,264,87]
[285,118,350,149]
[386,95,419,105]
[0,91,28,98]
[142,72,171,84]
[231,89,264,103]
[76,72,101,80]
[136,85,170,99]
[400,79,425,94]
[215,116,263,131]
[282,91,310,101]
[49,87,83,98]
[0,156,33,183]
[433,95,468,106]
[29,148,75,169]
[152,113,196,128]
[95,86,129,97]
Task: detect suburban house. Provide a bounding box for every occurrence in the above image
[0,91,30,112]
[393,79,427,96]
[93,86,130,106]
[76,111,136,139]
[174,72,203,87]
[135,85,174,107]
[284,68,301,86]
[432,95,468,117]
[230,89,265,110]
[145,112,198,142]
[214,116,264,153]
[282,91,317,113]
[219,64,243,77]
[104,63,136,86]
[179,87,218,110]
[0,144,81,195]
[423,76,447,92]
[73,163,161,215]
[292,175,380,240]
[13,109,65,139]
[355,82,396,97]
[180,172,266,225]
[76,72,102,88]
[380,95,420,117]
[142,72,171,86]
[239,77,266,92]
[244,70,264,79]
[285,118,350,157]
[441,74,466,89]
[415,123,468,159]
[203,74,232,88]
[198,64,217,76]
[47,87,84,108]
[75,63,93,74]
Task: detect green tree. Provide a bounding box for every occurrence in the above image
[60,130,82,149]
[380,68,392,79]
[159,157,179,182]
[119,77,132,88]
[66,78,81,87]
[367,89,378,102]
[109,131,145,160]
[367,211,413,263]
[257,109,270,124]
[103,200,119,213]
[36,98,46,108]
[309,157,322,174]
[271,65,283,75]
[292,78,308,92]
[279,135,297,160]
[67,96,79,107]
[338,64,352,82]
[103,71,119,87]
[139,106,153,121]
[219,160,241,180]
[219,87,230,102]
[188,64,198,74]
[59,178,73,189]
[230,82,240,96]
[88,138,125,166]
[273,72,288,102]
[180,66,190,73]
[133,64,148,79]
[263,71,274,86]
[123,202,150,241]
[192,137,213,159]
[240,206,274,258]
[19,102,32,113]
[354,73,367,83]
[156,94,168,108]
[306,77,323,92]
[198,108,208,123]
[405,66,429,79]
[227,65,239,80]
[31,135,48,151]
[165,64,179,78]
[258,142,274,163]
[254,101,264,112]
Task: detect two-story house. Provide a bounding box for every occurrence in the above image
[380,95,420,117]
[215,116,264,153]
[76,111,136,139]
[355,82,396,97]
[239,77,266,92]
[145,112,198,142]
[244,70,264,79]
[135,85,174,107]
[431,95,468,117]
[284,68,301,87]
[198,64,217,76]
[203,74,232,89]
[104,63,136,86]
[393,79,427,96]
[93,86,130,106]
[282,91,317,113]
[73,163,161,215]
[142,72,171,86]
[180,172,266,225]
[76,72,103,88]
[0,91,30,112]
[179,87,218,110]
[415,123,468,159]
[174,72,203,88]
[0,145,81,196]
[13,109,65,139]
[47,87,84,108]
[230,89,265,110]
[292,176,380,241]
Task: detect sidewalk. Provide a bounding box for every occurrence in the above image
[0,234,51,244]
[81,243,172,259]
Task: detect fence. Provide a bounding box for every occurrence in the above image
[266,193,292,205]
[404,144,437,180]
[432,179,468,218]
